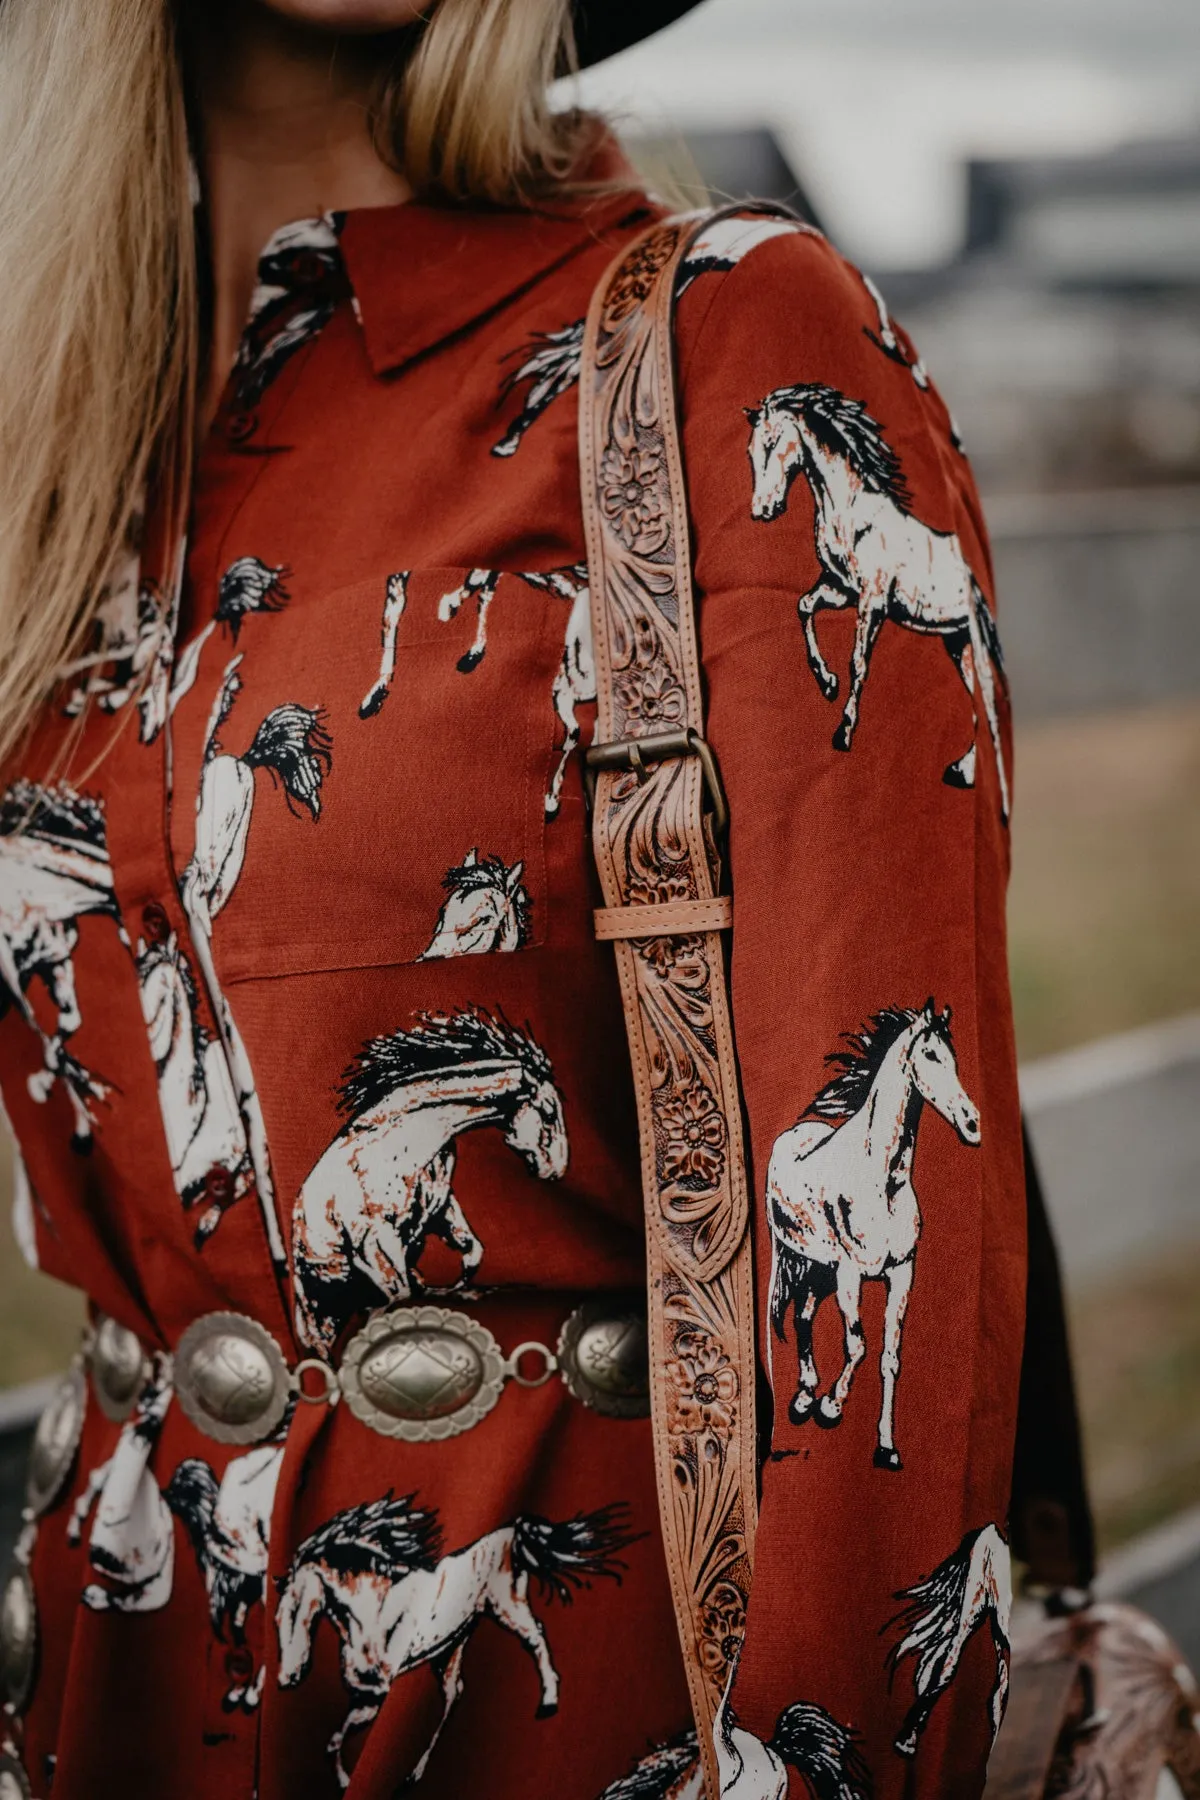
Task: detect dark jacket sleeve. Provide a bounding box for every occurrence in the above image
[673,222,1026,1798]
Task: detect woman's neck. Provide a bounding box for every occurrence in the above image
[185,4,413,435]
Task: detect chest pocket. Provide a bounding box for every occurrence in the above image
[197,564,585,981]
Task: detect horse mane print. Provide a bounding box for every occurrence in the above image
[885,1523,1012,1758]
[285,1491,443,1587]
[0,779,108,855]
[807,1004,953,1121]
[761,384,913,511]
[338,1005,553,1122]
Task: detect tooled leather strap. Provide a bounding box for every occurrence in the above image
[580,204,793,1797]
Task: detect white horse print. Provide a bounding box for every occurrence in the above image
[165,1444,284,1711]
[0,781,123,1147]
[419,849,532,958]
[358,571,409,718]
[539,564,595,816]
[745,382,1009,820]
[357,564,592,813]
[766,1002,980,1471]
[170,557,291,718]
[232,214,346,408]
[886,1524,1012,1758]
[177,660,327,1269]
[275,1492,633,1789]
[715,1694,873,1800]
[135,933,253,1244]
[61,531,171,735]
[859,272,930,392]
[183,655,331,922]
[67,1362,175,1614]
[596,1730,703,1800]
[292,1006,568,1351]
[676,215,814,294]
[492,319,585,458]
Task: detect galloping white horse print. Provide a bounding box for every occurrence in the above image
[357,564,594,816]
[714,1694,873,1800]
[766,1002,980,1470]
[165,1444,284,1711]
[886,1524,1012,1758]
[492,319,585,458]
[419,849,532,958]
[60,525,171,737]
[0,781,123,1147]
[275,1491,633,1789]
[68,1362,175,1614]
[745,382,1009,820]
[135,933,253,1244]
[292,1005,568,1351]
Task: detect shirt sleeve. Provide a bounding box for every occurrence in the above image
[673,223,1025,1798]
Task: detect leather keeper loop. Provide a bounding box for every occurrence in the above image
[593,897,732,939]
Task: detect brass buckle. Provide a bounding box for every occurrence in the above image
[584,727,728,839]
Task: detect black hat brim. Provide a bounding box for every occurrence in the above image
[572,1,707,69]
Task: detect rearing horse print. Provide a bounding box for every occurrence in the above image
[766,1002,980,1470]
[292,1005,569,1351]
[275,1492,633,1789]
[0,780,123,1146]
[745,382,1009,820]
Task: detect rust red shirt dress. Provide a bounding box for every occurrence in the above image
[0,151,1025,1800]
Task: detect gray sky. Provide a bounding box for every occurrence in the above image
[574,0,1200,267]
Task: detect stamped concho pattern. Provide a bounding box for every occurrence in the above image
[557,1298,649,1418]
[173,1312,290,1445]
[339,1306,506,1442]
[89,1315,150,1422]
[0,1561,37,1715]
[26,1362,85,1517]
[580,205,794,1796]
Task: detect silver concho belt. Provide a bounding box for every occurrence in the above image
[163,1298,650,1447]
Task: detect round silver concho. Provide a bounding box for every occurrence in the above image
[173,1312,290,1446]
[0,1754,32,1800]
[25,1363,86,1517]
[557,1299,650,1419]
[340,1306,507,1442]
[89,1315,150,1423]
[0,1561,37,1714]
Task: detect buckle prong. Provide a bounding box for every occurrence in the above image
[584,727,728,837]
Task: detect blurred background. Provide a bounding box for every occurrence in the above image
[2,0,1199,1658]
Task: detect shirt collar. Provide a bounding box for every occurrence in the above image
[338,139,653,377]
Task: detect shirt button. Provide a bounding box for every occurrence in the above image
[224,1646,254,1681]
[204,1166,234,1203]
[225,408,258,443]
[141,901,170,944]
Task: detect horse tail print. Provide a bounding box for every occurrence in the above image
[511,1504,638,1602]
[595,1730,701,1800]
[767,1703,873,1800]
[886,1523,1012,1758]
[244,704,332,819]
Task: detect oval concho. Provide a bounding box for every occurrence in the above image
[340,1306,506,1442]
[0,1561,37,1714]
[557,1298,650,1418]
[25,1364,85,1517]
[0,1754,32,1800]
[90,1316,150,1423]
[173,1313,289,1446]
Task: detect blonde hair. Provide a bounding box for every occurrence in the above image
[0,0,593,767]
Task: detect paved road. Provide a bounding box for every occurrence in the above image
[1022,1012,1200,1284]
